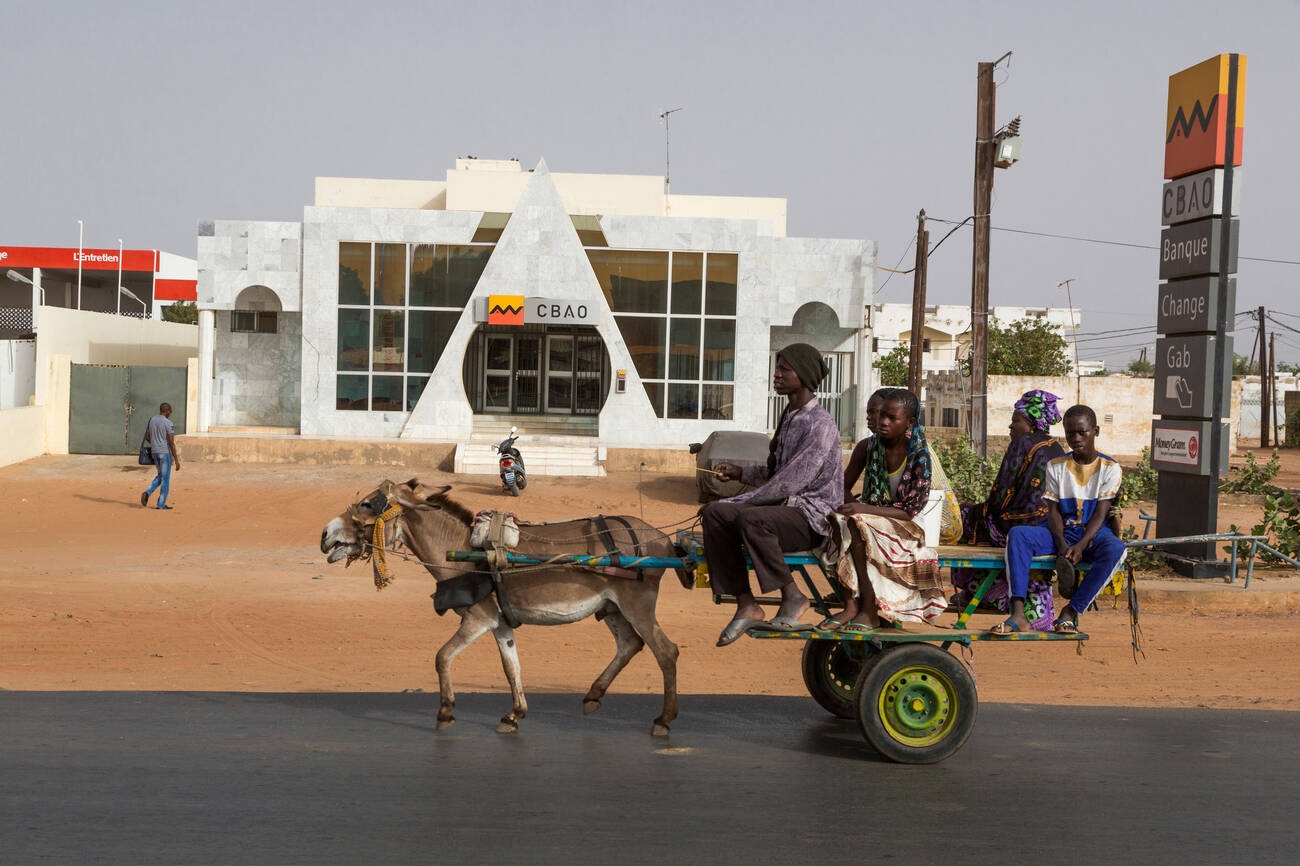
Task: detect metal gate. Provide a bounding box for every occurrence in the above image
[68,364,188,454]
[766,351,856,440]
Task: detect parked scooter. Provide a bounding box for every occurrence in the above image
[492,426,527,496]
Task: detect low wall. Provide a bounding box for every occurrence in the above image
[179,433,457,471]
[0,404,47,466]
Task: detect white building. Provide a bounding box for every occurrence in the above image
[195,159,876,464]
[867,302,1100,385]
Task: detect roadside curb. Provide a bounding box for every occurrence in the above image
[1131,577,1300,615]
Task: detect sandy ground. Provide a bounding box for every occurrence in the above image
[2,447,1298,710]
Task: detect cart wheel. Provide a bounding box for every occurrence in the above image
[801,639,879,719]
[855,643,977,764]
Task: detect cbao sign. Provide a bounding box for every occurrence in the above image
[475,294,597,326]
[1161,168,1240,226]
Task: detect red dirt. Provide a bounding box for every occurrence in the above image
[2,447,1298,710]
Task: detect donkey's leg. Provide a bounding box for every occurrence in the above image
[582,608,645,716]
[617,589,680,737]
[435,610,495,729]
[490,623,527,734]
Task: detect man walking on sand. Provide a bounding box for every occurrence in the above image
[140,403,181,510]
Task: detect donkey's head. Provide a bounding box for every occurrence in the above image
[320,478,452,567]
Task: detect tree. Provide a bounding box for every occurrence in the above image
[874,344,909,386]
[1232,353,1259,377]
[162,300,198,325]
[1127,355,1155,376]
[960,316,1072,377]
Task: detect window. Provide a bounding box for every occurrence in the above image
[231,310,278,333]
[941,407,960,427]
[588,248,737,420]
[336,240,493,411]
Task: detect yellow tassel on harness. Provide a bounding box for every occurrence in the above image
[371,502,405,590]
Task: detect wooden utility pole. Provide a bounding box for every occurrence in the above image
[907,210,929,396]
[1270,332,1278,446]
[969,59,997,457]
[1260,305,1270,448]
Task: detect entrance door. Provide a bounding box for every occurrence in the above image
[484,336,513,411]
[544,335,573,414]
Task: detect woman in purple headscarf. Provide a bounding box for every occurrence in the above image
[951,389,1066,630]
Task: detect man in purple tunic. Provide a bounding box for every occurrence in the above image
[702,343,844,647]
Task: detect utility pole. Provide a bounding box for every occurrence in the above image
[969,57,1000,457]
[907,210,929,397]
[1260,305,1269,448]
[1270,332,1278,445]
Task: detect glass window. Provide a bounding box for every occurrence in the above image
[407,376,429,411]
[371,376,404,411]
[670,252,703,315]
[588,250,668,313]
[408,310,457,374]
[372,310,405,372]
[337,309,370,371]
[702,319,735,381]
[702,384,733,420]
[411,244,490,308]
[641,381,664,418]
[337,375,368,411]
[231,310,277,333]
[375,243,406,307]
[668,318,700,380]
[705,253,738,316]
[616,315,665,379]
[339,242,371,305]
[667,383,698,419]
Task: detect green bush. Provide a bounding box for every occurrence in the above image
[932,434,999,505]
[1219,449,1281,494]
[1116,448,1159,509]
[1224,492,1300,566]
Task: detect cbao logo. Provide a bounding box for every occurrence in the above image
[487,294,525,326]
[1164,53,1245,180]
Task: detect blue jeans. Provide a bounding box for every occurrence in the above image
[146,452,172,508]
[1005,523,1127,613]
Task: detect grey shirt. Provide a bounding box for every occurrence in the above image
[727,397,844,535]
[146,414,175,453]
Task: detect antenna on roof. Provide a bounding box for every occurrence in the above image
[658,107,683,198]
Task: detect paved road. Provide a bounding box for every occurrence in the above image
[2,691,1295,865]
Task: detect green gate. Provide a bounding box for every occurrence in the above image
[68,364,188,454]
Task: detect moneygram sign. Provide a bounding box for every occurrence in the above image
[1151,420,1230,475]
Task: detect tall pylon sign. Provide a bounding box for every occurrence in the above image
[1152,53,1246,575]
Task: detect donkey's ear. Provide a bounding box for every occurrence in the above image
[409,482,452,504]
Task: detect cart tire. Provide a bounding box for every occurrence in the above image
[855,643,977,764]
[801,639,880,719]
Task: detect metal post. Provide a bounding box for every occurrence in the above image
[117,239,124,315]
[1260,305,1269,447]
[907,210,929,397]
[969,61,996,456]
[76,220,83,310]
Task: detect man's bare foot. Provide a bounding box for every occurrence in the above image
[774,592,809,622]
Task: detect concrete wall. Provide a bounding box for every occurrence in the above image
[212,310,301,428]
[0,404,46,466]
[925,371,1242,458]
[33,306,199,405]
[197,220,303,312]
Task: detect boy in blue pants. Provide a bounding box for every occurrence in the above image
[990,404,1127,634]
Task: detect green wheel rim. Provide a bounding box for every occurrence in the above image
[821,645,863,704]
[877,664,960,746]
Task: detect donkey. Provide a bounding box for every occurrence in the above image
[320,479,690,736]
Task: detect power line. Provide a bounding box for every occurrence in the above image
[927,216,1300,265]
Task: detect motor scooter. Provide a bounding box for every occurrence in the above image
[492,426,527,496]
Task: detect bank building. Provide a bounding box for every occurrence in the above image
[196,158,875,471]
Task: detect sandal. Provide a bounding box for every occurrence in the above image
[814,617,845,633]
[1052,614,1079,634]
[837,621,879,634]
[988,618,1023,636]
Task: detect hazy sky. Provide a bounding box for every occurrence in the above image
[4,0,1297,366]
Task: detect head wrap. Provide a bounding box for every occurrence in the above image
[1014,389,1061,434]
[776,343,830,391]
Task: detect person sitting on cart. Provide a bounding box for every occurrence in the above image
[951,389,1066,629]
[822,388,946,632]
[702,343,844,647]
[840,387,888,501]
[990,403,1127,635]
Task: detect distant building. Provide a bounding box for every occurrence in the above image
[867,303,1098,389]
[196,158,876,455]
[0,244,196,336]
